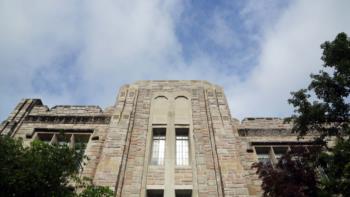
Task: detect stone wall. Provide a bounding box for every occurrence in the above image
[0,99,112,180]
[1,80,318,197]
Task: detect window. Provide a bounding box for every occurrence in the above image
[34,131,91,153]
[74,134,90,154]
[57,134,71,146]
[176,128,189,166]
[175,189,192,197]
[273,147,288,161]
[290,146,307,153]
[151,128,166,165]
[255,147,272,164]
[253,143,321,165]
[36,133,54,144]
[147,189,163,197]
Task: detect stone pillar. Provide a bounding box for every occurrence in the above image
[93,85,139,193]
[0,99,42,136]
[204,88,249,196]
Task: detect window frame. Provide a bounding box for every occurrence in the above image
[33,129,92,152]
[175,127,190,166]
[175,189,192,197]
[147,189,164,197]
[150,127,166,166]
[253,143,321,165]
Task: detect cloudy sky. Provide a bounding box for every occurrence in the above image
[0,0,349,121]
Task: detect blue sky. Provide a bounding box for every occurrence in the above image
[0,0,349,121]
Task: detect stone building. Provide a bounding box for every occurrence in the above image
[0,80,316,197]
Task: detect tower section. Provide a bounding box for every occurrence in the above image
[94,80,250,197]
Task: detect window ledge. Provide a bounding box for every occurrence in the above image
[175,165,192,169]
[148,165,165,169]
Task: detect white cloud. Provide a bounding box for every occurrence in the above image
[0,0,184,119]
[73,0,185,106]
[208,10,239,49]
[228,0,350,119]
[0,0,349,122]
[0,1,82,118]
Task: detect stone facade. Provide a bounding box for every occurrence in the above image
[0,80,315,197]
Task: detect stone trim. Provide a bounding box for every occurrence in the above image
[25,128,94,139]
[34,127,94,133]
[251,141,324,146]
[238,128,294,136]
[24,115,111,124]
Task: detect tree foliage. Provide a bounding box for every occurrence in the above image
[254,32,350,197]
[318,138,350,196]
[0,135,113,197]
[288,32,350,138]
[252,147,319,197]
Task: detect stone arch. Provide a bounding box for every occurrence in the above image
[151,95,169,124]
[174,96,191,124]
[154,95,168,100]
[175,95,188,100]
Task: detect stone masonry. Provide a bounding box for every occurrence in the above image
[0,80,314,197]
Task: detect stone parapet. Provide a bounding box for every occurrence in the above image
[239,117,292,129]
[236,117,294,137]
[30,105,109,116]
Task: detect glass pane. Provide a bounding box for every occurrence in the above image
[36,133,53,143]
[151,128,166,165]
[306,145,322,153]
[176,128,189,166]
[147,190,164,197]
[176,190,192,197]
[257,154,270,164]
[57,134,71,146]
[255,147,271,164]
[290,146,307,153]
[273,147,288,160]
[74,134,90,153]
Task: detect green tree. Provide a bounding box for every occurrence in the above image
[252,147,319,197]
[254,32,350,197]
[0,135,113,197]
